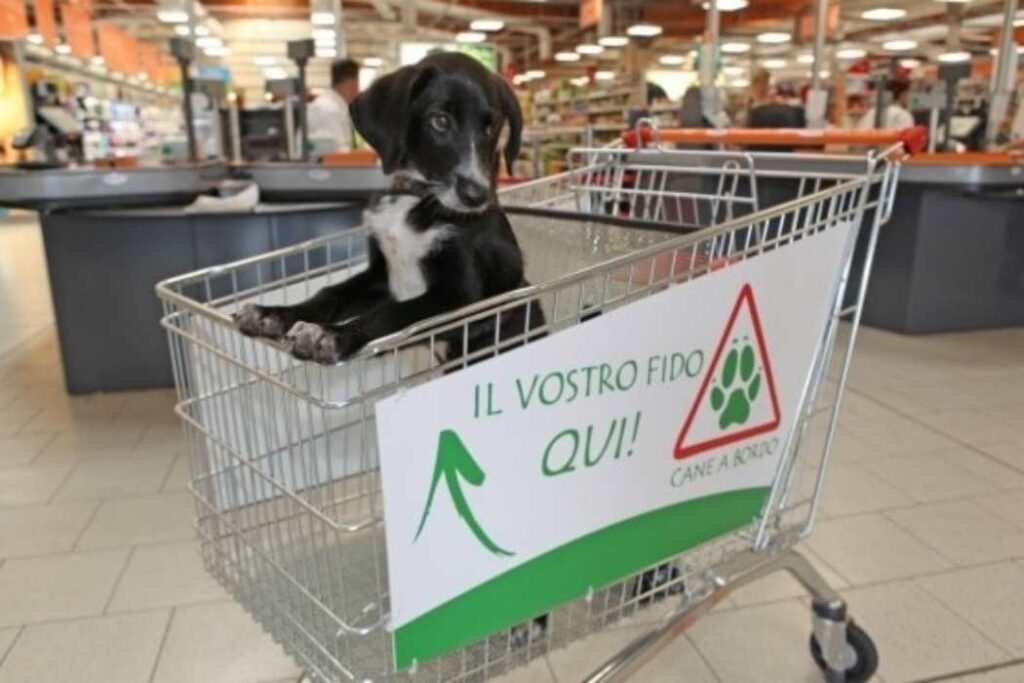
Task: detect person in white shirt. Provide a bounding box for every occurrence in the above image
[307,59,360,152]
[857,80,915,130]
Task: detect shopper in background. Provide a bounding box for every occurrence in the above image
[307,59,361,152]
[857,80,914,130]
[747,69,806,130]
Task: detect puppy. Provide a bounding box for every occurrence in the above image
[235,53,544,364]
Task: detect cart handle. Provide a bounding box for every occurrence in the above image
[622,126,929,155]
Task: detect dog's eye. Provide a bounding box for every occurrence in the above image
[429,113,451,133]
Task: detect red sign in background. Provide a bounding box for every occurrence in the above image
[0,0,30,37]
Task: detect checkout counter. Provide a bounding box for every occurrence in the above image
[857,153,1024,334]
[0,161,387,394]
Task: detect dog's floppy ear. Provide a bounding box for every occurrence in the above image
[350,65,435,173]
[494,75,522,175]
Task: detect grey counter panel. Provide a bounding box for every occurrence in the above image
[41,203,365,394]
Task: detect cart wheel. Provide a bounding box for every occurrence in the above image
[809,620,878,683]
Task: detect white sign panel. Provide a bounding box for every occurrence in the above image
[376,222,852,669]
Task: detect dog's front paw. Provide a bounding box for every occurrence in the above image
[234,304,291,339]
[285,322,367,364]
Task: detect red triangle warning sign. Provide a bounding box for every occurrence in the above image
[674,284,781,460]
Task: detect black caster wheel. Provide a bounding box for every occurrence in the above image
[810,620,878,682]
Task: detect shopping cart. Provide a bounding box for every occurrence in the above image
[156,125,920,683]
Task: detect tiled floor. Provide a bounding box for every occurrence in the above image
[1,212,1023,682]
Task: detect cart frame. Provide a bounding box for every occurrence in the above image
[156,127,910,683]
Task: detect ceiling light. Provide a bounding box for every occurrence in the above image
[659,54,685,66]
[730,79,750,88]
[883,39,917,51]
[861,8,906,21]
[570,76,589,86]
[314,36,335,47]
[757,32,790,44]
[937,50,971,63]
[837,47,866,59]
[470,19,505,32]
[194,25,209,36]
[595,70,615,81]
[554,51,581,62]
[456,31,487,43]
[797,53,814,64]
[173,25,189,36]
[312,28,335,40]
[722,65,745,75]
[55,43,71,54]
[157,10,188,23]
[576,43,604,55]
[598,35,629,47]
[264,67,288,80]
[761,58,787,69]
[626,23,663,38]
[364,56,384,68]
[316,49,337,58]
[91,55,105,66]
[204,46,230,57]
[721,41,751,53]
[899,58,921,68]
[525,69,546,78]
[27,33,43,45]
[196,36,222,48]
[253,56,277,66]
[512,74,529,85]
[703,0,749,9]
[311,11,335,25]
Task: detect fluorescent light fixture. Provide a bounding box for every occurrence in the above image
[570,76,589,86]
[761,58,787,69]
[55,43,71,54]
[27,32,43,45]
[576,43,604,55]
[311,11,335,25]
[253,56,277,66]
[512,74,529,85]
[598,35,629,47]
[204,46,230,57]
[721,41,751,53]
[659,54,685,66]
[899,58,921,68]
[797,53,814,64]
[525,69,546,78]
[703,0,749,9]
[157,10,188,23]
[470,19,505,32]
[861,8,906,20]
[455,31,487,43]
[595,70,615,81]
[173,25,189,36]
[194,25,209,36]
[316,49,337,58]
[937,50,971,63]
[315,36,335,47]
[196,36,222,48]
[312,28,335,40]
[554,51,581,62]
[883,39,917,51]
[837,47,866,59]
[626,23,663,38]
[757,32,790,44]
[722,65,745,75]
[364,56,384,67]
[264,66,287,80]
[730,79,750,88]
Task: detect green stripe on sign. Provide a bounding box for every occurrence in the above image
[394,486,768,669]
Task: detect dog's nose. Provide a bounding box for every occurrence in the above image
[455,177,489,208]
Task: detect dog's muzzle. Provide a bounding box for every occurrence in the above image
[455,176,489,209]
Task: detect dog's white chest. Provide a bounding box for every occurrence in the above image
[365,195,450,302]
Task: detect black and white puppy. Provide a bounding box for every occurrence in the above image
[235,53,543,363]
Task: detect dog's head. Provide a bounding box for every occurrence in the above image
[349,52,522,212]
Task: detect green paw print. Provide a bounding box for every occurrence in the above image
[710,339,761,430]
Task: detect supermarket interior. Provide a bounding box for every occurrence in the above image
[1,0,1024,682]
